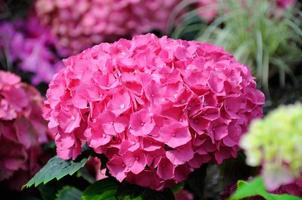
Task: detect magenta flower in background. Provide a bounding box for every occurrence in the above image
[0,15,63,85]
[43,34,264,190]
[0,71,49,190]
[276,0,295,8]
[35,0,180,55]
[273,0,296,17]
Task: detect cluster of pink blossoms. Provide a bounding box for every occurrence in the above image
[44,34,264,190]
[0,15,63,84]
[35,0,180,54]
[0,71,48,190]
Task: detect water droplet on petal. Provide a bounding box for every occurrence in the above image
[120,104,125,109]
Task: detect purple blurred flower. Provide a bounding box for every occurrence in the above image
[276,0,295,8]
[0,15,63,84]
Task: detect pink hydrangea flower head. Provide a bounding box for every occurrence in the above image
[35,0,180,55]
[0,71,49,190]
[0,15,63,84]
[44,34,265,190]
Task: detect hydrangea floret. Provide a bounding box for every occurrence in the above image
[44,34,264,190]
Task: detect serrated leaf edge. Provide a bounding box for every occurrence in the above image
[24,156,88,189]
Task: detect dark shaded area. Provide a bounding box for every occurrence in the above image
[266,64,302,112]
[0,0,33,20]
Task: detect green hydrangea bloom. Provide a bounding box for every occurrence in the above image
[240,103,302,190]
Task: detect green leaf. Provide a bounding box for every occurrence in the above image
[230,176,302,200]
[82,179,118,200]
[24,156,88,188]
[171,183,184,193]
[231,177,265,199]
[115,182,147,200]
[271,194,302,200]
[55,186,82,200]
[121,196,143,200]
